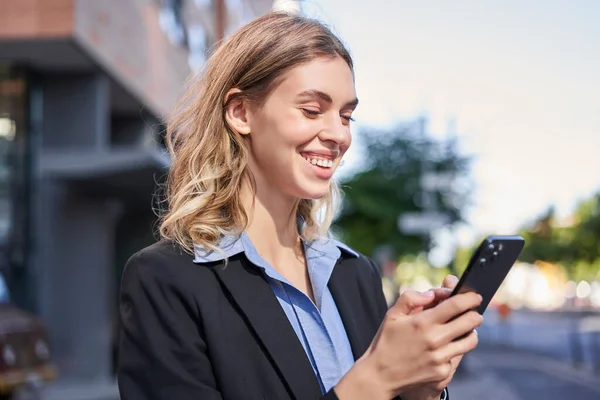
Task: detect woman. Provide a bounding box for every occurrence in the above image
[117,11,482,400]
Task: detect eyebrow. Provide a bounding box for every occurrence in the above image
[297,89,359,108]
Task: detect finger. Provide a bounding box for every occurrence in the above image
[392,290,436,315]
[438,311,483,344]
[425,292,482,324]
[442,275,459,289]
[435,354,464,391]
[434,330,479,362]
[450,354,464,369]
[422,288,453,311]
[431,287,452,301]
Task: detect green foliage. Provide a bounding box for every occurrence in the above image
[519,207,572,263]
[517,193,600,280]
[334,120,472,259]
[571,194,600,263]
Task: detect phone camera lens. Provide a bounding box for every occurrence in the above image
[479,258,487,265]
[487,244,495,251]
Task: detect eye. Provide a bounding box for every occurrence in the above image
[341,115,355,125]
[301,108,321,117]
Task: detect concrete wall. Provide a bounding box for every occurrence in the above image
[41,73,110,150]
[31,72,118,381]
[34,182,120,381]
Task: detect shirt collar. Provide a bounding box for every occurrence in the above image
[193,232,359,264]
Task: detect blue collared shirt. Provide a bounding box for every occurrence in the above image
[193,232,359,393]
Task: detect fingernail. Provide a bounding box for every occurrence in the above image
[420,290,434,296]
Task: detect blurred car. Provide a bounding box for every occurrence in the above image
[0,274,56,399]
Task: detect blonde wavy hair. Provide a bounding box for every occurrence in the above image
[159,11,354,254]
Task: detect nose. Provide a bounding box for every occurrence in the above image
[319,114,351,146]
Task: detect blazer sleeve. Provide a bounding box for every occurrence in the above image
[366,256,390,320]
[117,250,223,400]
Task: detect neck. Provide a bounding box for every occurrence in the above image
[241,179,301,261]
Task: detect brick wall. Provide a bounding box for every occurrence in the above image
[73,0,190,116]
[0,0,74,38]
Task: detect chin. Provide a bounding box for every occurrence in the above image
[296,183,331,200]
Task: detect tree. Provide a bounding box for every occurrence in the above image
[517,192,600,280]
[571,193,600,263]
[518,206,572,264]
[334,119,472,259]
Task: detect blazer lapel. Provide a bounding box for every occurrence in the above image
[212,255,322,399]
[328,257,371,360]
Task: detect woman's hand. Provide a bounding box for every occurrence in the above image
[402,275,475,400]
[339,287,482,399]
[334,290,438,400]
[420,275,461,312]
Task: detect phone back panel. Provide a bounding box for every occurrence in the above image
[452,236,525,314]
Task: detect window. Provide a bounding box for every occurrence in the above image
[158,0,188,47]
[0,66,30,284]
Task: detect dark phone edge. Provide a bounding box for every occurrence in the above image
[450,235,525,298]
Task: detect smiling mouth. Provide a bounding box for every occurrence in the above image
[301,154,334,168]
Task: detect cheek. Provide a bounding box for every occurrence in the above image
[340,130,353,154]
[292,122,321,146]
[261,112,316,147]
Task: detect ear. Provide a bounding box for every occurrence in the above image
[224,88,252,135]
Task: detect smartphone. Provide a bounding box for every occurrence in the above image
[451,235,525,315]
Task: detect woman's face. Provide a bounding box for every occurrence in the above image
[244,56,357,201]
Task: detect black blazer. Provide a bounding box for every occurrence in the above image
[117,239,390,400]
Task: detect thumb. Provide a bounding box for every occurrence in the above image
[392,289,435,315]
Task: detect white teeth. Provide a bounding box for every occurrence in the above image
[303,156,334,168]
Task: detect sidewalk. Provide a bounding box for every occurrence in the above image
[40,380,119,400]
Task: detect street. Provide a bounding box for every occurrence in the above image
[450,309,600,399]
[481,308,600,365]
[450,343,600,399]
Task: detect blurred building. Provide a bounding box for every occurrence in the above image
[0,0,273,392]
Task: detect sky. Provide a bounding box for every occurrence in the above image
[297,0,600,260]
